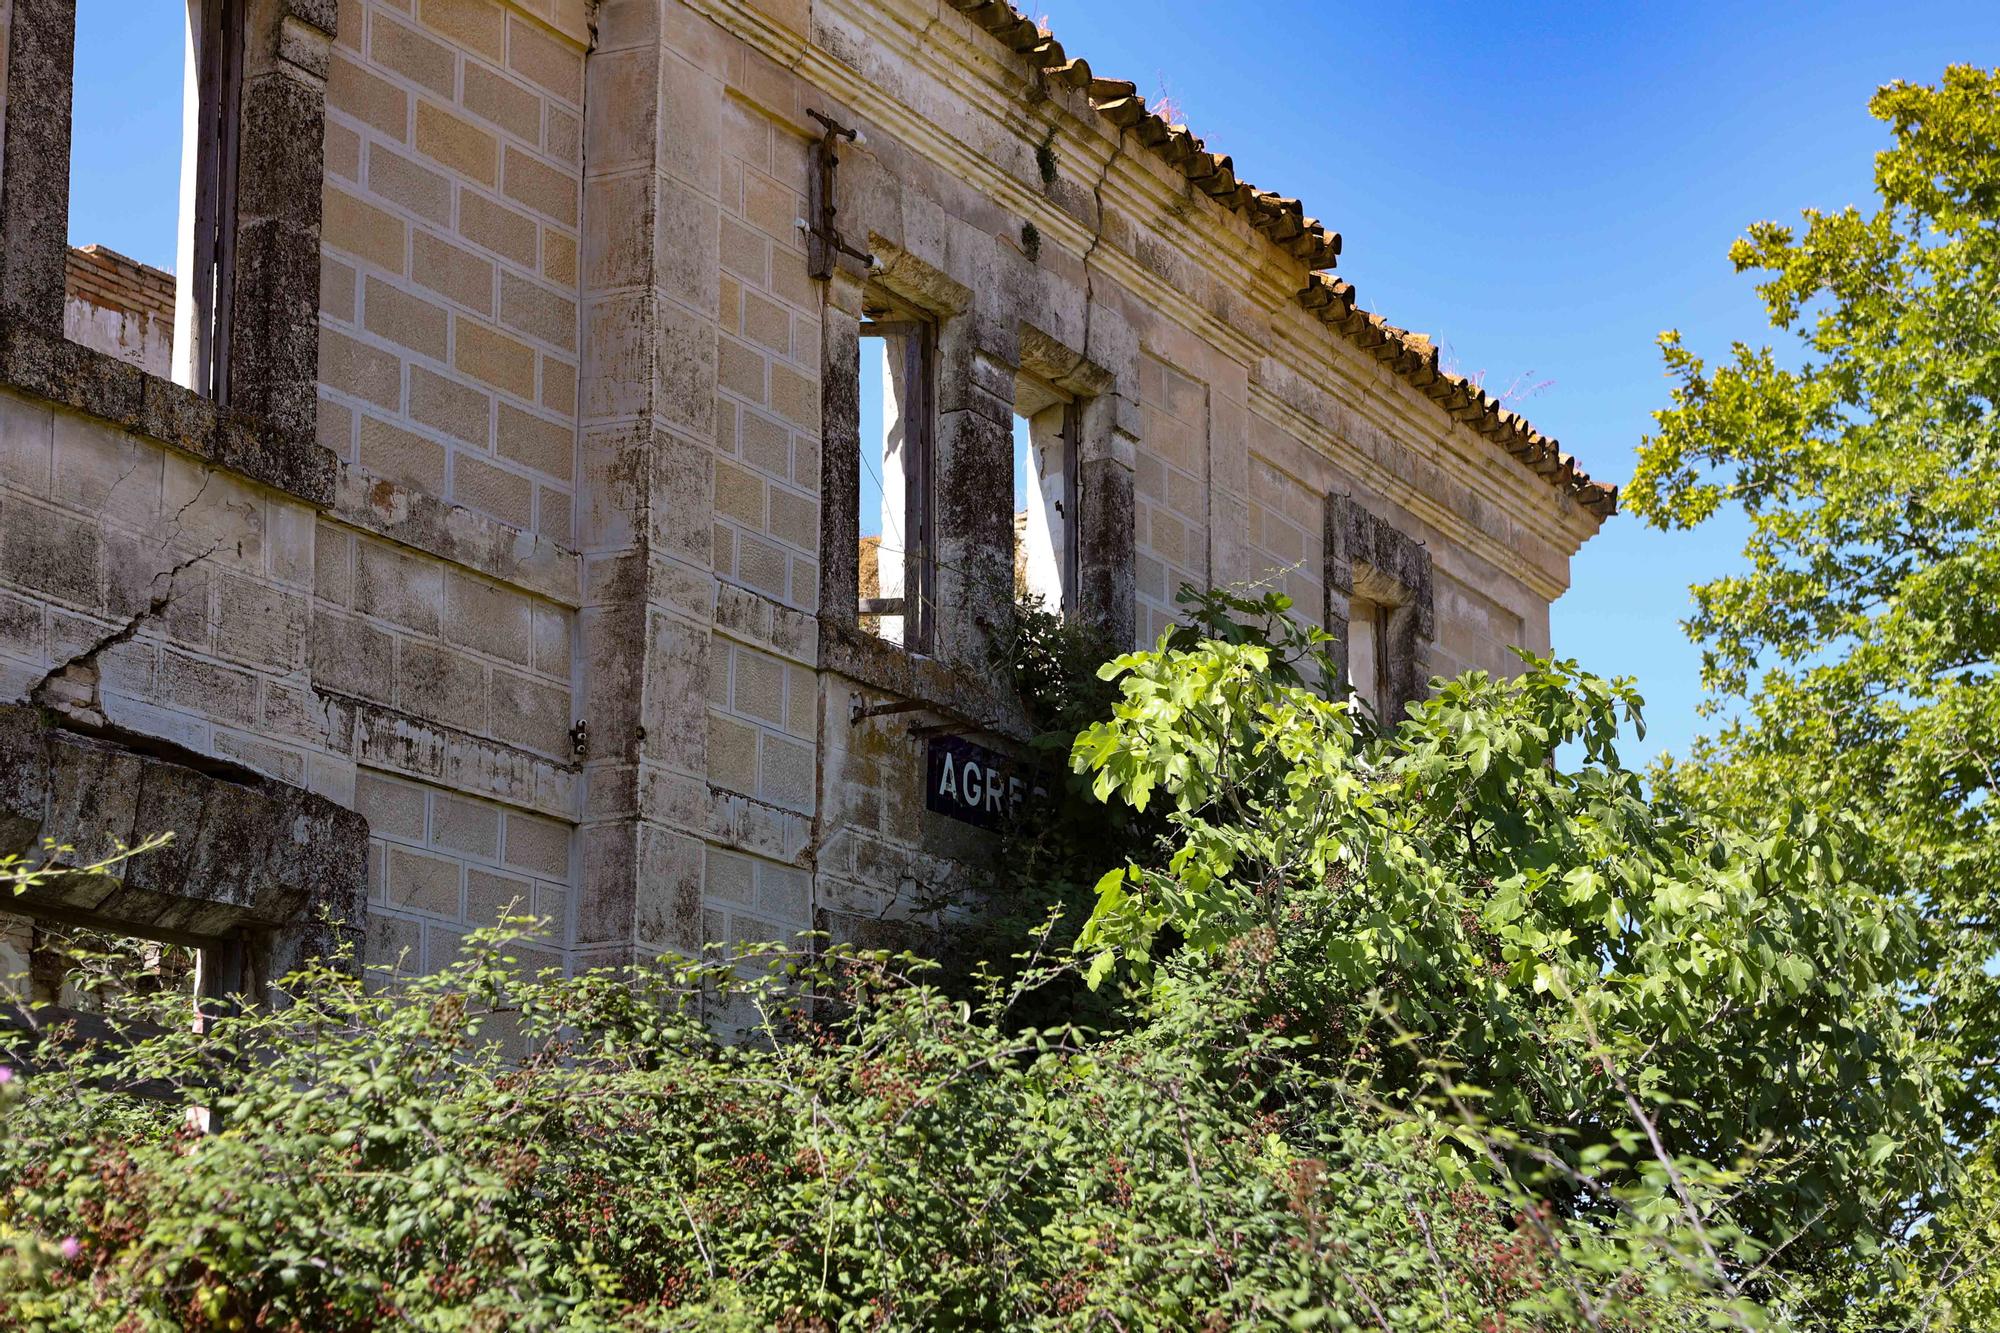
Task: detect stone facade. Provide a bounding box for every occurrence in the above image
[0,0,1608,996]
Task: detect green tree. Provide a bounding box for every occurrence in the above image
[0,922,1741,1329]
[1072,591,1954,1282]
[1627,64,2000,1137]
[1625,64,2000,1318]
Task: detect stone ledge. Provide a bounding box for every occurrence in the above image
[819,623,1032,745]
[0,702,366,956]
[0,322,338,507]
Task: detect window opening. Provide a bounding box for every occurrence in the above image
[1012,373,1079,616]
[2,905,245,1121]
[0,908,202,1021]
[1347,598,1391,721]
[64,0,242,398]
[857,298,936,651]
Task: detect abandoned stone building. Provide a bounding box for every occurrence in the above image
[0,0,1613,1007]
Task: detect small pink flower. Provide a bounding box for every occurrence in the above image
[0,1066,13,1084]
[58,1237,80,1262]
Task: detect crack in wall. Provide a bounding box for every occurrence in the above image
[1077,126,1128,369]
[162,471,216,547]
[27,543,223,709]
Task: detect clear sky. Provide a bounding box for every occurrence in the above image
[67,2,2000,763]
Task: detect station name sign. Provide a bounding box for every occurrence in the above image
[924,736,1049,831]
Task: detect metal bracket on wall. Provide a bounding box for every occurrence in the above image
[850,695,927,725]
[806,109,875,280]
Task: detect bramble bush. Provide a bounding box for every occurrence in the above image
[0,931,1749,1331]
[0,591,1970,1328]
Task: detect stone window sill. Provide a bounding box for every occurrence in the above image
[0,323,336,507]
[819,621,1032,744]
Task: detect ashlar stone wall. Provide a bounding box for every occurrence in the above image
[0,0,1609,993]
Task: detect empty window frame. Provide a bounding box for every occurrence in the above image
[1327,495,1435,727]
[857,299,937,651]
[64,0,243,398]
[1012,373,1081,617]
[1345,597,1392,720]
[2,905,247,1119]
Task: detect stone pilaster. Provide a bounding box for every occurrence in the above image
[574,0,722,968]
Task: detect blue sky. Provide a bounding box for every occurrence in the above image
[68,3,2000,763]
[1017,1,1998,763]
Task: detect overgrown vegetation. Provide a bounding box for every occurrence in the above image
[3,62,1996,1333]
[0,591,1964,1327]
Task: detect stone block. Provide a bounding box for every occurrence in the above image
[410,365,493,445]
[501,145,576,225]
[457,320,538,399]
[758,731,814,813]
[416,98,499,187]
[633,825,702,950]
[768,486,816,551]
[707,712,757,795]
[322,184,408,274]
[358,414,448,493]
[768,362,818,431]
[372,13,455,97]
[217,574,308,671]
[397,638,488,732]
[388,845,461,916]
[413,228,498,315]
[713,457,763,527]
[489,667,569,755]
[444,570,532,664]
[505,12,583,104]
[731,647,784,726]
[496,401,573,478]
[461,190,540,272]
[531,604,570,678]
[365,910,422,975]
[463,60,541,144]
[499,270,577,352]
[452,452,533,527]
[546,104,581,165]
[756,860,810,926]
[466,865,532,925]
[354,764,428,836]
[329,52,409,141]
[364,276,450,362]
[368,142,453,226]
[319,327,403,410]
[734,532,788,601]
[433,791,501,858]
[503,808,570,879]
[703,845,754,905]
[739,408,788,478]
[159,648,258,727]
[354,537,445,634]
[416,0,504,64]
[717,334,766,404]
[310,608,395,703]
[542,229,577,287]
[314,522,354,607]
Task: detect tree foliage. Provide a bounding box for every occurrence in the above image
[1,928,1742,1330]
[1621,63,2000,1321]
[5,605,1852,1329]
[1073,591,1952,1283]
[1627,64,2000,1138]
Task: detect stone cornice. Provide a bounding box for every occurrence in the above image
[1245,381,1572,604]
[682,0,1601,574]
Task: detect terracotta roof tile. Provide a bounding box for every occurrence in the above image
[945,0,1617,518]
